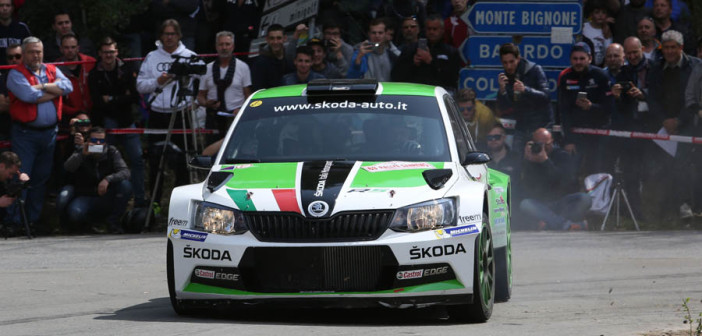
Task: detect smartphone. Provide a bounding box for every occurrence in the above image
[577,91,587,100]
[418,38,428,50]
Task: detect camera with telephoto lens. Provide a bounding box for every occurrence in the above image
[73,119,91,132]
[168,55,207,77]
[530,142,543,154]
[5,179,29,198]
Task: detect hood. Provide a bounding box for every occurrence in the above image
[203,161,456,218]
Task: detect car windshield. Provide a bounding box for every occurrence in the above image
[220,95,451,163]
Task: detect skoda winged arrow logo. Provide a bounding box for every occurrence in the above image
[308,200,329,217]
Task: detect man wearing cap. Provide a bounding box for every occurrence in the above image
[557,41,614,176]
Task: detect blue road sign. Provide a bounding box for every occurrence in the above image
[464,36,573,67]
[464,2,582,34]
[459,68,563,101]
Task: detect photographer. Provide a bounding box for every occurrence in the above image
[197,31,251,145]
[58,127,131,234]
[391,14,460,93]
[136,19,198,208]
[347,19,396,81]
[0,151,29,236]
[496,43,553,156]
[0,151,29,212]
[519,128,591,230]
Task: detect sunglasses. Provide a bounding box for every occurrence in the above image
[6,54,21,60]
[460,105,475,111]
[486,134,503,141]
[90,138,106,144]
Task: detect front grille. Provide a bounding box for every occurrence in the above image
[238,246,398,292]
[245,211,394,242]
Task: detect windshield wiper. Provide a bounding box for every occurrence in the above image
[224,158,262,164]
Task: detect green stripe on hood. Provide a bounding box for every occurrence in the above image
[224,163,298,189]
[350,162,445,188]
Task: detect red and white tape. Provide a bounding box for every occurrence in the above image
[0,52,257,70]
[571,127,702,144]
[0,128,218,148]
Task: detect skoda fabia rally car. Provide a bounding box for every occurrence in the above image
[167,80,512,322]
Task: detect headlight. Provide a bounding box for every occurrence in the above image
[193,201,248,234]
[389,198,456,232]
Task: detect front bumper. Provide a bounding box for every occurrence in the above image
[168,226,478,306]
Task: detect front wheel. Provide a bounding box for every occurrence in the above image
[167,240,195,315]
[449,212,495,323]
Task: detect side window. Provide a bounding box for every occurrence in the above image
[443,95,473,163]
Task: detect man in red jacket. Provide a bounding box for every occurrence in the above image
[56,33,95,126]
[6,36,73,233]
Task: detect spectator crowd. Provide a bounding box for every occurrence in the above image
[1,0,702,236]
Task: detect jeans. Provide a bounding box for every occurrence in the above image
[9,124,56,224]
[520,192,592,230]
[57,180,133,227]
[104,118,146,206]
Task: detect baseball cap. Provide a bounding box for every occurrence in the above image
[308,38,324,48]
[571,42,592,56]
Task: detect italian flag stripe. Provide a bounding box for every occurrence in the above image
[227,189,257,211]
[272,189,301,213]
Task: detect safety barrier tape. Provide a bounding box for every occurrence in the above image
[571,127,702,144]
[0,128,219,148]
[0,51,257,70]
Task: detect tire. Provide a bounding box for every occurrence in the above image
[495,245,512,302]
[167,240,194,315]
[496,186,512,302]
[449,212,495,323]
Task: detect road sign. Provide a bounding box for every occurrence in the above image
[258,0,319,38]
[464,36,573,67]
[459,68,563,101]
[464,2,582,34]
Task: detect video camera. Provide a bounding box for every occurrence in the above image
[5,179,29,198]
[168,54,206,77]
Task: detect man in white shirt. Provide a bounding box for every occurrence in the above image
[197,30,252,143]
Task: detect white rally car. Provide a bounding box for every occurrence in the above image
[167,80,512,322]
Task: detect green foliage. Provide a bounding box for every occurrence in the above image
[18,0,149,43]
[682,298,702,336]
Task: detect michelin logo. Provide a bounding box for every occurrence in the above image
[169,229,208,242]
[445,225,479,237]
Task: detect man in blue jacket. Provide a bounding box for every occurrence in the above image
[496,43,554,156]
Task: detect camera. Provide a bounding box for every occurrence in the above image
[506,73,516,84]
[617,81,632,92]
[73,119,91,133]
[168,55,206,77]
[5,179,29,198]
[530,142,543,154]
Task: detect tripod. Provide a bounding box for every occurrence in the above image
[600,160,640,231]
[143,75,206,231]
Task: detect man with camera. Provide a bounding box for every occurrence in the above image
[496,43,553,157]
[0,151,29,235]
[519,128,591,230]
[58,126,131,234]
[392,14,460,93]
[197,31,252,144]
[347,18,396,81]
[137,19,198,208]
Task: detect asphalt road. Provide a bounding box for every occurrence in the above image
[1,231,701,336]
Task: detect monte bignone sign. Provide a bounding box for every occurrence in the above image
[463,2,582,35]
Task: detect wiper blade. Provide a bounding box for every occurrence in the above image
[224,158,262,163]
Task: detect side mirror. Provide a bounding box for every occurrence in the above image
[462,152,491,166]
[189,155,214,170]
